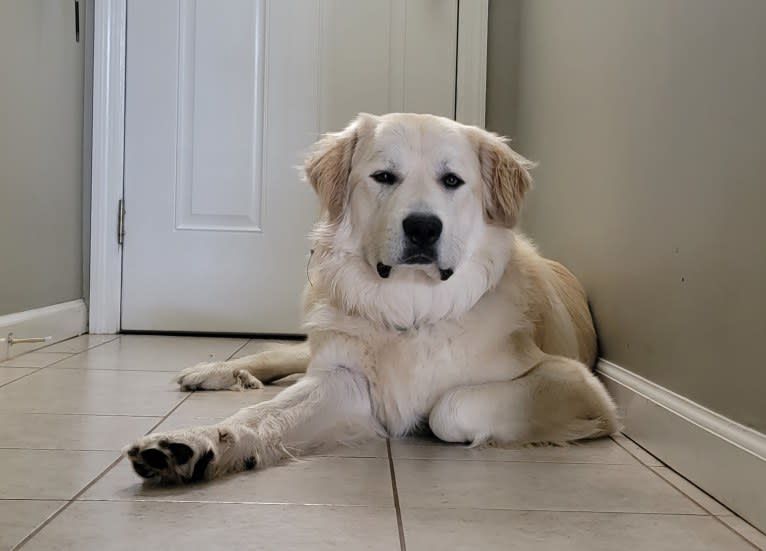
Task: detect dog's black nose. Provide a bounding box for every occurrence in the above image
[402,214,442,247]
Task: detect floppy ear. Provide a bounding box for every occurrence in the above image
[474,130,536,228]
[303,114,374,222]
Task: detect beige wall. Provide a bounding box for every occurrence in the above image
[0,2,85,315]
[487,0,766,432]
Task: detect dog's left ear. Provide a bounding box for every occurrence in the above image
[303,113,375,222]
[473,130,536,228]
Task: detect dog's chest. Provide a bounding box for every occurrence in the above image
[364,294,526,436]
[368,326,468,434]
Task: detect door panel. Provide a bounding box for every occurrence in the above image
[320,0,457,130]
[176,0,265,232]
[122,0,458,333]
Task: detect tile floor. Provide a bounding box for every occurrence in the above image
[0,334,763,550]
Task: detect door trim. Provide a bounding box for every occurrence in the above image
[89,0,490,332]
[89,0,126,334]
[456,0,488,127]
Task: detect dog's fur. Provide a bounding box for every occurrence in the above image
[125,113,619,483]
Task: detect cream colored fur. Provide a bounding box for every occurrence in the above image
[126,113,619,483]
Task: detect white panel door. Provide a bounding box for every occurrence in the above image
[122,0,457,333]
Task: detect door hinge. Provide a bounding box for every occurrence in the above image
[117,199,126,245]
[74,0,80,42]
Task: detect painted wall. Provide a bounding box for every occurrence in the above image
[0,2,85,315]
[487,0,766,432]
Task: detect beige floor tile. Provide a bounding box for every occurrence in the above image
[0,500,65,551]
[391,436,638,464]
[717,515,766,550]
[652,466,731,515]
[0,367,36,386]
[318,438,388,458]
[231,338,304,358]
[40,334,118,354]
[0,369,187,416]
[0,413,161,451]
[82,456,393,506]
[394,459,703,514]
[611,434,664,466]
[0,449,117,499]
[403,508,755,551]
[22,501,399,551]
[165,386,283,423]
[0,352,72,368]
[50,335,247,372]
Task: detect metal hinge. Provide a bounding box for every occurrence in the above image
[74,1,80,42]
[117,199,126,245]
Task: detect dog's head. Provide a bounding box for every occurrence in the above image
[303,113,534,327]
[305,113,534,283]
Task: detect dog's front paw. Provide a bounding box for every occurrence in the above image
[124,427,224,483]
[176,361,264,391]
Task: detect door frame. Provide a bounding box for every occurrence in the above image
[89,0,488,334]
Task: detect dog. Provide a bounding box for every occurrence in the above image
[125,113,619,483]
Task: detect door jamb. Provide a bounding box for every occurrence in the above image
[89,0,126,334]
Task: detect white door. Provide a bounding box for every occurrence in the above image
[121,0,458,333]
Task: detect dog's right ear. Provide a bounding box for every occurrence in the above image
[303,113,375,222]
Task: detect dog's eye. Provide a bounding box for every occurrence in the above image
[370,171,398,185]
[441,173,464,189]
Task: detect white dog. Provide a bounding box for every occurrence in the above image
[125,113,619,483]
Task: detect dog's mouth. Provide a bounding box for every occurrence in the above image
[376,262,454,281]
[402,254,436,265]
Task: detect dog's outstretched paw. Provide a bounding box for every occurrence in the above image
[124,428,224,483]
[176,362,264,391]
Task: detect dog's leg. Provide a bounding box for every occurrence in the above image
[428,355,620,446]
[175,341,311,391]
[126,363,379,483]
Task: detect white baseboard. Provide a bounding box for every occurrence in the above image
[0,300,88,361]
[598,359,766,532]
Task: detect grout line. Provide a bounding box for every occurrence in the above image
[709,515,762,551]
[610,434,760,551]
[45,367,201,373]
[715,516,766,551]
[0,335,123,389]
[0,412,164,418]
[9,336,252,550]
[0,353,85,390]
[0,498,75,502]
[387,439,407,551]
[651,465,736,515]
[384,506,716,516]
[612,435,725,516]
[609,433,760,548]
[387,456,643,466]
[12,392,195,551]
[0,447,140,452]
[72,498,393,507]
[610,434,663,467]
[0,495,722,515]
[227,339,253,360]
[36,335,120,354]
[0,370,39,388]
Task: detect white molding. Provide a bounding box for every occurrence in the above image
[455,0,488,127]
[0,300,87,361]
[598,359,766,532]
[89,0,126,334]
